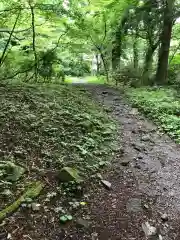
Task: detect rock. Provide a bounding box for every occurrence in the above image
[76,218,90,228]
[141,135,150,142]
[161,213,168,222]
[142,222,161,239]
[102,91,108,94]
[144,204,149,210]
[21,203,27,208]
[101,180,112,190]
[58,167,82,183]
[126,198,143,213]
[130,108,139,115]
[96,173,103,179]
[132,142,145,152]
[1,189,12,197]
[31,203,41,211]
[120,159,130,166]
[7,233,12,239]
[3,162,25,182]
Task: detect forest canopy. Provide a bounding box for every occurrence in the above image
[0,0,180,85]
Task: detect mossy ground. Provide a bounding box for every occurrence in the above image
[0,82,116,210]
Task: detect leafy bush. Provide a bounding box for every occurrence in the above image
[127,87,180,143]
[113,65,142,87]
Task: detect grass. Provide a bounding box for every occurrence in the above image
[0,82,116,209]
[126,87,180,143]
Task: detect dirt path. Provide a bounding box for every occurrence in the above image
[68,85,180,240]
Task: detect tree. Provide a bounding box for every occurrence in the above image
[155,0,175,84]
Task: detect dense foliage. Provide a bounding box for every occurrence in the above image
[1,0,180,85]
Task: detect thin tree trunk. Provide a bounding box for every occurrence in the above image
[96,54,100,75]
[133,40,138,69]
[29,4,38,82]
[133,26,139,69]
[112,8,129,71]
[142,47,154,84]
[0,10,21,66]
[155,0,174,84]
[100,52,109,82]
[112,33,122,71]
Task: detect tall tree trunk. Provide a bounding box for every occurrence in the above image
[142,42,159,84]
[155,0,174,84]
[112,8,129,71]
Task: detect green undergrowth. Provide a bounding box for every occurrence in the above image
[0,82,116,207]
[126,87,180,143]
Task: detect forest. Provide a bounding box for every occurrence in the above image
[0,0,180,239]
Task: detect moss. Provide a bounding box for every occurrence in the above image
[0,181,43,221]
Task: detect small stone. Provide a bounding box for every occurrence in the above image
[58,167,82,183]
[96,173,103,179]
[76,218,90,228]
[21,203,27,208]
[31,203,41,211]
[7,233,12,239]
[101,180,112,190]
[142,221,157,237]
[130,108,139,115]
[1,189,13,197]
[102,91,108,94]
[141,135,150,142]
[132,142,145,152]
[144,204,149,210]
[161,213,168,222]
[120,159,130,166]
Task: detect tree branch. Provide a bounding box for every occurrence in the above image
[0,10,21,66]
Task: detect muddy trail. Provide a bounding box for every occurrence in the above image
[68,85,180,240]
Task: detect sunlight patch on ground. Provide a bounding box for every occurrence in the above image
[65,76,105,84]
